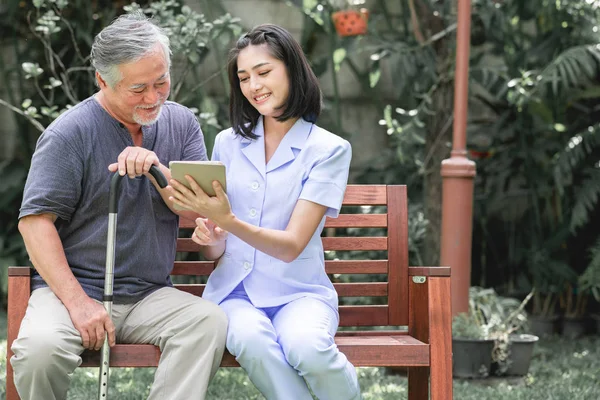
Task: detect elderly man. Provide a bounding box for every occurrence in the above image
[10,12,227,400]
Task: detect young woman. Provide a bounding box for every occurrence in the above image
[168,24,361,400]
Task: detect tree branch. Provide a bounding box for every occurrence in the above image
[0,98,45,132]
[408,0,425,44]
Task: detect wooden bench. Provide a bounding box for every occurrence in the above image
[6,184,453,399]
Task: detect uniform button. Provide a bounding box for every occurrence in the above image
[250,208,257,217]
[243,262,251,270]
[251,181,259,190]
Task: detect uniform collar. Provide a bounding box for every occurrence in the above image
[241,116,313,177]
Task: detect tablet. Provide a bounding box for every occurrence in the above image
[169,161,227,209]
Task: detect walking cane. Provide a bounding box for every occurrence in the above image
[98,165,168,399]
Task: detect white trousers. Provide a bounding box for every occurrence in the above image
[220,289,361,400]
[10,286,228,400]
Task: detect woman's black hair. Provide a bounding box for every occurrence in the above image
[227,24,322,139]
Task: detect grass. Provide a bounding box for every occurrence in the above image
[1,311,599,399]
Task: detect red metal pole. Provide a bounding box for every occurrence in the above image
[440,0,476,316]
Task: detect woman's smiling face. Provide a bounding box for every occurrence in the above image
[236,44,290,118]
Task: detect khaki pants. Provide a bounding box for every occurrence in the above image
[10,286,228,400]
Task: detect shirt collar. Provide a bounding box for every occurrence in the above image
[240,116,314,176]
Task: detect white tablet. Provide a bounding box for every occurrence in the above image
[169,161,227,210]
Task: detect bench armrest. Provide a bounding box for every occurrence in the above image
[408,266,450,277]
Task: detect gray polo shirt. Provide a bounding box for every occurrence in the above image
[19,96,207,303]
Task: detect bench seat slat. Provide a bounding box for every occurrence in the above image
[81,334,428,368]
[325,260,388,274]
[337,330,408,336]
[172,262,214,275]
[338,305,389,326]
[342,185,387,205]
[322,237,388,251]
[325,214,387,228]
[81,345,160,367]
[177,237,389,252]
[171,260,389,276]
[181,214,388,229]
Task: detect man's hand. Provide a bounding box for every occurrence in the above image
[192,218,228,246]
[67,296,116,351]
[108,146,159,179]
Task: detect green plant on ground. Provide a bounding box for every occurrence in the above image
[453,286,535,375]
[454,287,532,337]
[487,290,534,375]
[452,311,488,340]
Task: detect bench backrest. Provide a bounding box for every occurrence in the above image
[172,184,409,328]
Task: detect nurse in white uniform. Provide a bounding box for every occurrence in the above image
[168,24,361,400]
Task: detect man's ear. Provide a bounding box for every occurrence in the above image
[96,72,108,89]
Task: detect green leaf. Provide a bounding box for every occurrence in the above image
[554,123,566,132]
[369,68,381,88]
[333,48,346,72]
[22,62,43,79]
[570,85,600,100]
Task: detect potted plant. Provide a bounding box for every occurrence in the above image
[453,287,539,378]
[330,0,369,37]
[487,290,538,376]
[452,310,495,379]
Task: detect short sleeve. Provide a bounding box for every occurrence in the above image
[19,130,83,221]
[211,130,222,162]
[181,112,208,161]
[299,139,352,218]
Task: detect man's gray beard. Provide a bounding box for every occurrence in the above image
[133,105,163,126]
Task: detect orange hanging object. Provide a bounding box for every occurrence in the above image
[332,8,369,37]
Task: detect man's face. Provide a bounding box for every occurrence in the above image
[100,45,171,126]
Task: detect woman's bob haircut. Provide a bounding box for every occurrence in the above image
[227,24,322,139]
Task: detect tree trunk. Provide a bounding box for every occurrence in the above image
[422,82,453,266]
[415,0,453,266]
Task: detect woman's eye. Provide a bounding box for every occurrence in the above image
[239,77,249,82]
[258,71,270,76]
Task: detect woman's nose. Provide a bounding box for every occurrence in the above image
[250,77,262,91]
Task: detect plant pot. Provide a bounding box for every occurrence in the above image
[504,334,539,376]
[452,338,494,378]
[332,8,369,37]
[529,315,559,337]
[561,316,590,339]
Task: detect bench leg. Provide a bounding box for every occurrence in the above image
[408,278,430,399]
[6,271,31,400]
[409,275,453,400]
[408,366,429,400]
[429,277,453,400]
